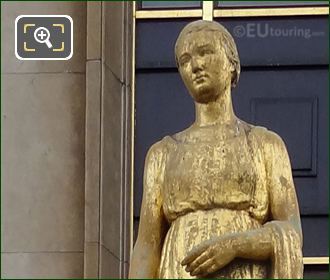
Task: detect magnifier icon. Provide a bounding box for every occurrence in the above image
[34,27,53,49]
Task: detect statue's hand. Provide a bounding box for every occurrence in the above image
[181,235,237,277]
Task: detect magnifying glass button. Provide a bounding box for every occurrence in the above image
[45,39,53,49]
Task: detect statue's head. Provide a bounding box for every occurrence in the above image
[175,20,240,104]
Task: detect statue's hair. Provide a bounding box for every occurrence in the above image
[175,20,241,88]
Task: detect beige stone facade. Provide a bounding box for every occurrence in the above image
[2,1,133,278]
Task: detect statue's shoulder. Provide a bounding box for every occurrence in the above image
[244,122,286,150]
[169,125,195,143]
[146,135,175,158]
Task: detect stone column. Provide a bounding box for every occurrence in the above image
[84,1,133,278]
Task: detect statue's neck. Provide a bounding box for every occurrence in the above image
[194,87,236,127]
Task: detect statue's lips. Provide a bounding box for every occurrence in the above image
[193,75,208,84]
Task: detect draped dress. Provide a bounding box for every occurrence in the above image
[147,122,303,279]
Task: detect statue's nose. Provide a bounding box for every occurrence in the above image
[191,57,203,73]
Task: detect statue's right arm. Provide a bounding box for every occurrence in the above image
[129,143,168,279]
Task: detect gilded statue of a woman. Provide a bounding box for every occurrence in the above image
[129,20,303,279]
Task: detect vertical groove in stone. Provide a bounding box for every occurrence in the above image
[84,1,102,278]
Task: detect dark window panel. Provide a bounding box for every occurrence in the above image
[218,1,328,8]
[139,1,201,10]
[304,265,329,279]
[250,97,318,177]
[301,216,329,257]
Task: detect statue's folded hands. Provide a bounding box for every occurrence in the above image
[182,226,274,278]
[182,234,239,277]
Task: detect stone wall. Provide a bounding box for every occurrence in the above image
[1,2,87,278]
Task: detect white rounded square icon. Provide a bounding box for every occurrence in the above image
[15,15,73,60]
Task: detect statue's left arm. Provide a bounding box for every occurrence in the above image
[182,131,303,278]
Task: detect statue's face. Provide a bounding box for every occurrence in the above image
[176,30,233,104]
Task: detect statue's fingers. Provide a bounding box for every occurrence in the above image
[185,251,209,273]
[190,258,215,277]
[195,263,219,278]
[181,248,203,266]
[203,263,219,276]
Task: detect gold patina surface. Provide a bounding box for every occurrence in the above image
[129,20,303,279]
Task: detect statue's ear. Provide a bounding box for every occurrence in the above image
[229,62,235,73]
[229,64,235,83]
[230,64,239,88]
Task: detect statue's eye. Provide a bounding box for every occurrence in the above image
[179,56,190,67]
[200,48,213,57]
